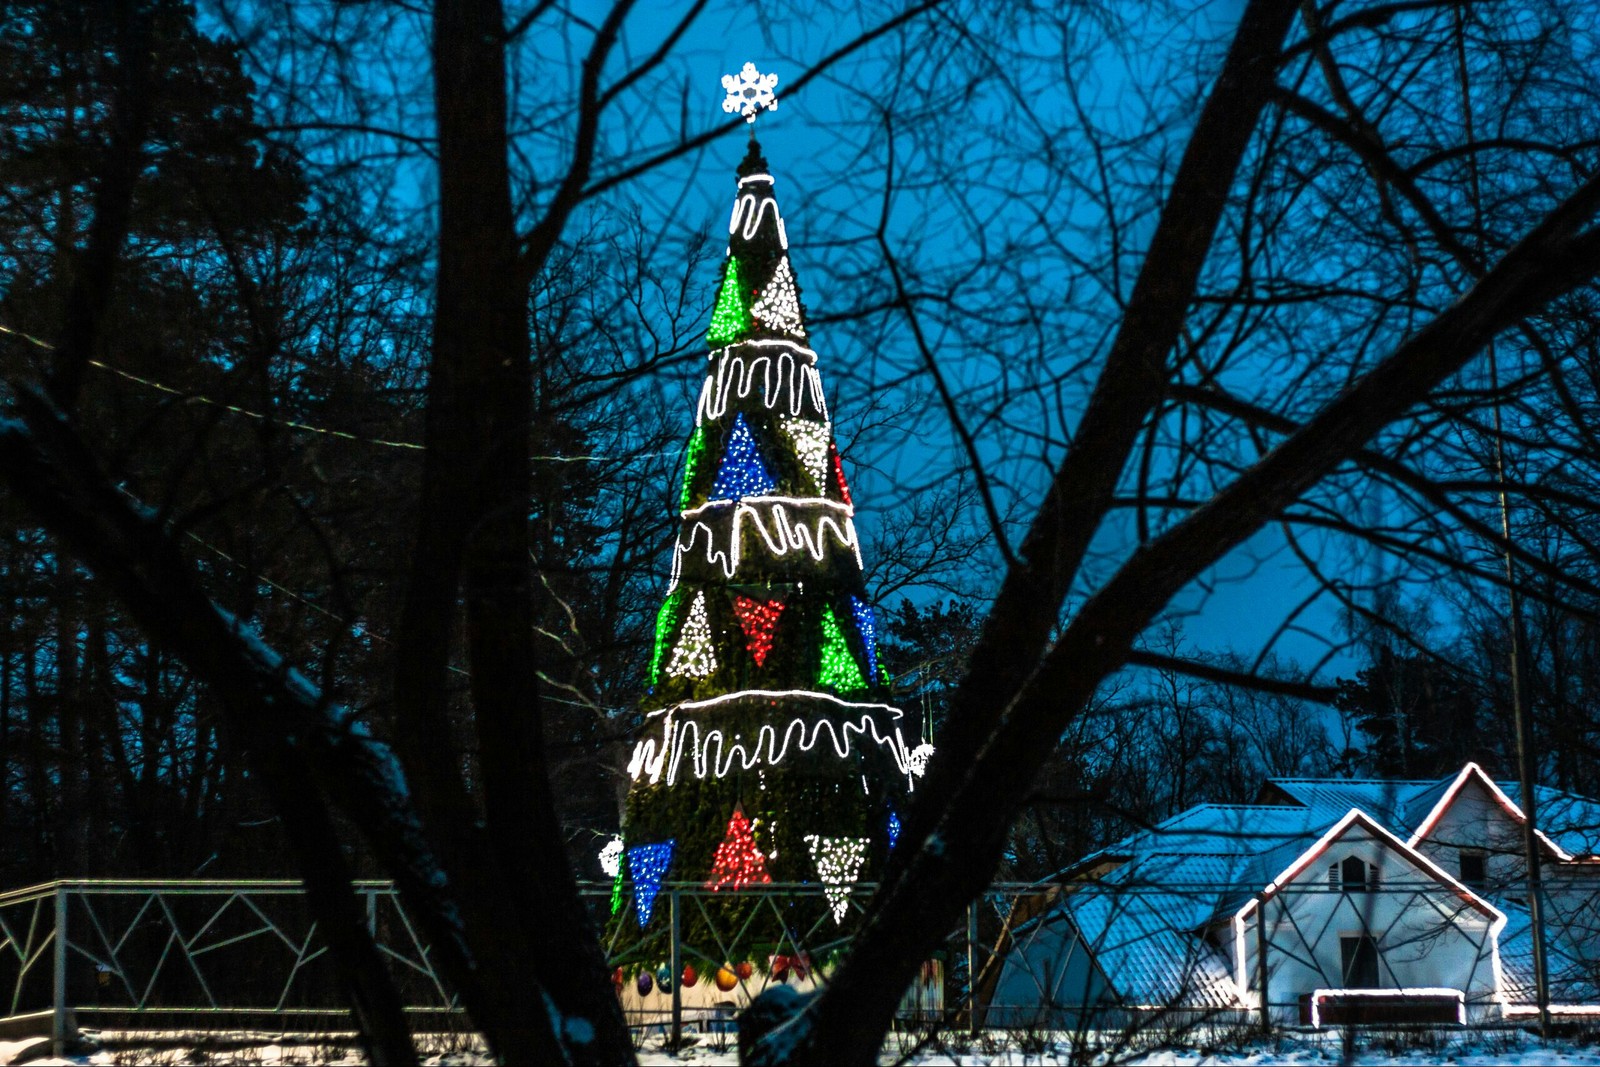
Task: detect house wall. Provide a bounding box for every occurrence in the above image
[1413,777,1532,892]
[1239,825,1500,1022]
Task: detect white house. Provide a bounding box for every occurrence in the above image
[984,764,1600,1027]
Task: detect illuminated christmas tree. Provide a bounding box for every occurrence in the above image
[620,65,930,923]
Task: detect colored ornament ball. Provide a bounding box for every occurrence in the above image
[613,966,624,992]
[656,966,672,988]
[715,965,739,992]
[636,971,653,997]
[682,964,697,988]
[736,961,754,980]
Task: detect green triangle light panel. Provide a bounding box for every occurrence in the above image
[707,256,752,347]
[679,424,708,510]
[818,604,867,691]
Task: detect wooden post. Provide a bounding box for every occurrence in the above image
[1256,893,1271,1033]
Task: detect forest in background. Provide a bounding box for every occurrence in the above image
[5,0,1600,1060]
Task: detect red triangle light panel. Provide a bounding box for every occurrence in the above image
[831,448,853,506]
[732,595,785,667]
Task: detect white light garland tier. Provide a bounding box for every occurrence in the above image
[696,346,825,426]
[665,590,718,679]
[781,417,831,491]
[752,257,806,337]
[728,193,787,249]
[669,497,862,590]
[805,834,870,924]
[721,62,779,123]
[598,836,624,878]
[626,691,920,785]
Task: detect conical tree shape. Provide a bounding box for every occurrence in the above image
[623,137,931,931]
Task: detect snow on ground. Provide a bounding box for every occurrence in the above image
[3,1028,1599,1065]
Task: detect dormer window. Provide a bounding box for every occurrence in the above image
[1459,850,1487,889]
[1329,855,1380,892]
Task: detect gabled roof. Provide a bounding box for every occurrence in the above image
[1406,763,1574,860]
[1235,808,1503,923]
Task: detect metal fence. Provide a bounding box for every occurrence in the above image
[5,875,1594,1056]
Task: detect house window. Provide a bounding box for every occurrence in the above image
[1459,851,1487,889]
[1329,855,1380,893]
[1340,934,1380,988]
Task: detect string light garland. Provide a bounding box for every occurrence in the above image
[849,596,880,681]
[831,448,853,505]
[627,841,676,927]
[706,256,752,347]
[666,590,718,680]
[697,347,826,425]
[752,256,806,337]
[711,413,777,501]
[648,590,685,687]
[782,417,831,492]
[627,697,920,784]
[887,810,902,850]
[679,424,708,510]
[706,807,772,890]
[818,605,867,692]
[732,595,785,666]
[805,834,870,924]
[670,498,862,588]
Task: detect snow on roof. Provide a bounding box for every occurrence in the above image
[1262,777,1443,829]
[1496,903,1600,1006]
[1533,788,1600,857]
[1054,853,1242,1009]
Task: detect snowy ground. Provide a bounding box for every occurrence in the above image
[3,1028,1598,1065]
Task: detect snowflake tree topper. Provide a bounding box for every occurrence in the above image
[722,62,779,124]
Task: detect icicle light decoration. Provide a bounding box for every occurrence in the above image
[711,413,777,501]
[804,834,869,924]
[706,808,772,890]
[782,417,830,492]
[752,256,806,337]
[627,841,676,926]
[666,590,718,680]
[818,605,866,691]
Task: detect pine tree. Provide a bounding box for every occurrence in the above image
[621,135,928,926]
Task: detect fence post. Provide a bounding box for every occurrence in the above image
[51,884,69,1057]
[966,899,979,1037]
[669,889,683,1049]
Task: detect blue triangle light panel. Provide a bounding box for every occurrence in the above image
[888,809,902,850]
[850,596,880,681]
[627,841,675,926]
[711,413,776,501]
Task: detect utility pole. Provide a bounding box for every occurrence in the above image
[1454,5,1551,1033]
